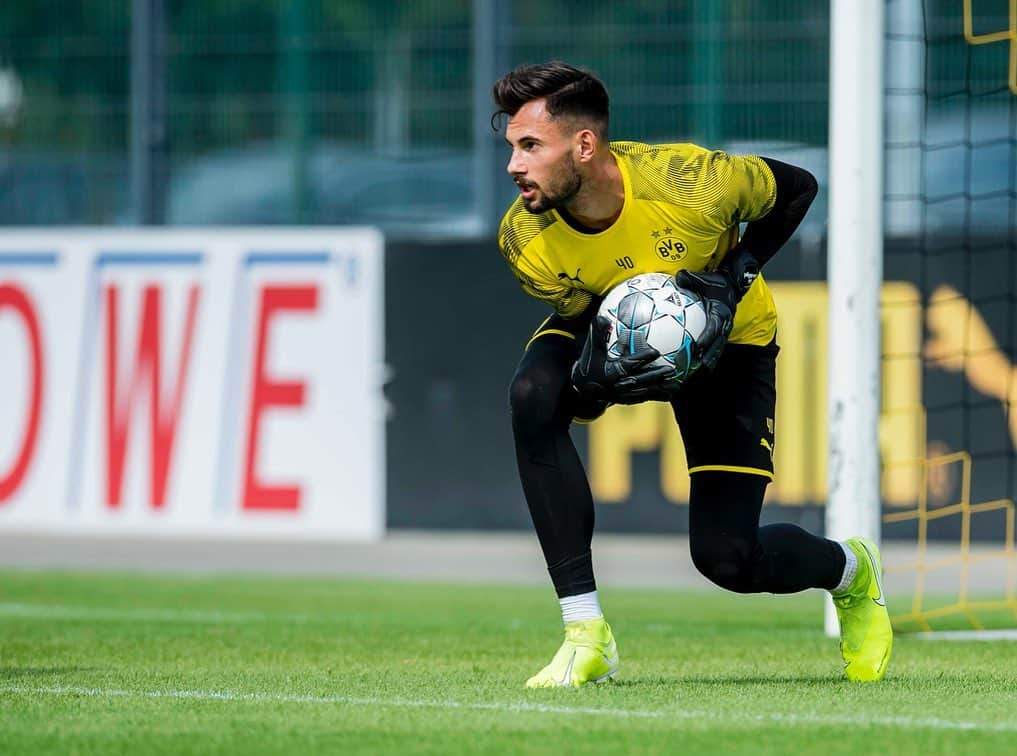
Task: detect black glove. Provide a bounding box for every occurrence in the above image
[571,318,677,405]
[675,248,759,372]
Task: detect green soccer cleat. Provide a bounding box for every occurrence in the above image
[525,617,618,688]
[833,537,893,682]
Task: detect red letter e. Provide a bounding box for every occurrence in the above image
[242,285,318,511]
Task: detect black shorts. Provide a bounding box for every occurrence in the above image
[670,337,777,481]
[527,313,778,480]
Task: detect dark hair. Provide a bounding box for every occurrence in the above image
[492,61,609,138]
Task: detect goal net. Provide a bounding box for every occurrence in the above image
[877,0,1017,633]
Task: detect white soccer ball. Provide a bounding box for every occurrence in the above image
[598,272,708,384]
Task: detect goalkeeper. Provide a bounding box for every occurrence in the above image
[495,61,892,687]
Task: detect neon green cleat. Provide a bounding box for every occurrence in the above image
[833,537,893,682]
[525,617,618,688]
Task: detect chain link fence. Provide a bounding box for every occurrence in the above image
[0,1,1009,239]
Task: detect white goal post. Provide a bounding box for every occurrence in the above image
[825,0,885,636]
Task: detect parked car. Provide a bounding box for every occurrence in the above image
[167,142,482,239]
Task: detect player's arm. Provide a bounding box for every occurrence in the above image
[723,156,819,280]
[498,218,592,319]
[677,155,818,369]
[511,286,668,404]
[499,223,669,403]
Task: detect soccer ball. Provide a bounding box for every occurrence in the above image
[597,272,708,384]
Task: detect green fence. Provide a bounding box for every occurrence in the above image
[0,1,1010,234]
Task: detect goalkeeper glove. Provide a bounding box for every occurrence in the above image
[674,248,759,371]
[572,317,676,405]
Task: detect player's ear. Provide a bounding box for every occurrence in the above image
[575,128,598,163]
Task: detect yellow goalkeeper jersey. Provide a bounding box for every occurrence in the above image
[498,142,779,346]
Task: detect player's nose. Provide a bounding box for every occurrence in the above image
[506,151,525,176]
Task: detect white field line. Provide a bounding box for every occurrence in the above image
[915,630,1017,641]
[0,684,1015,733]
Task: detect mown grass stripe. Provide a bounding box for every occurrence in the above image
[0,602,313,624]
[1,685,1015,733]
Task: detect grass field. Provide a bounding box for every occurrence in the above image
[1,570,1016,755]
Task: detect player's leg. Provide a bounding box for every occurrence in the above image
[510,317,598,599]
[687,471,892,681]
[676,338,845,592]
[509,315,617,687]
[674,338,892,680]
[687,470,845,594]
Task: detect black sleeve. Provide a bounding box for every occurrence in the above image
[734,157,818,268]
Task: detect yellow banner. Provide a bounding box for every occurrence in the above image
[588,281,1015,508]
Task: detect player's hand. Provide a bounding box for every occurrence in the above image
[674,269,736,371]
[676,249,760,371]
[571,318,677,405]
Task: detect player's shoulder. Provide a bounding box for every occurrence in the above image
[611,141,719,203]
[612,140,746,182]
[497,197,559,265]
[611,140,710,163]
[613,140,773,218]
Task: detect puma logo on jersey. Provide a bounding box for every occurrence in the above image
[557,268,584,284]
[760,438,774,458]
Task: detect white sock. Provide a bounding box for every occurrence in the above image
[560,590,603,624]
[831,541,859,595]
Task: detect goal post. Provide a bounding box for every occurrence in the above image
[825,0,885,636]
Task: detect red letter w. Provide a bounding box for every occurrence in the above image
[105,284,200,509]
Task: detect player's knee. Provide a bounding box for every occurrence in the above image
[690,537,759,594]
[509,371,556,433]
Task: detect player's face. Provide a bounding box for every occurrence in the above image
[504,99,582,214]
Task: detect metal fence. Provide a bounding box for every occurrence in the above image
[0,1,1009,237]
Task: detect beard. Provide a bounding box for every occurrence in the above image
[521,154,582,214]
